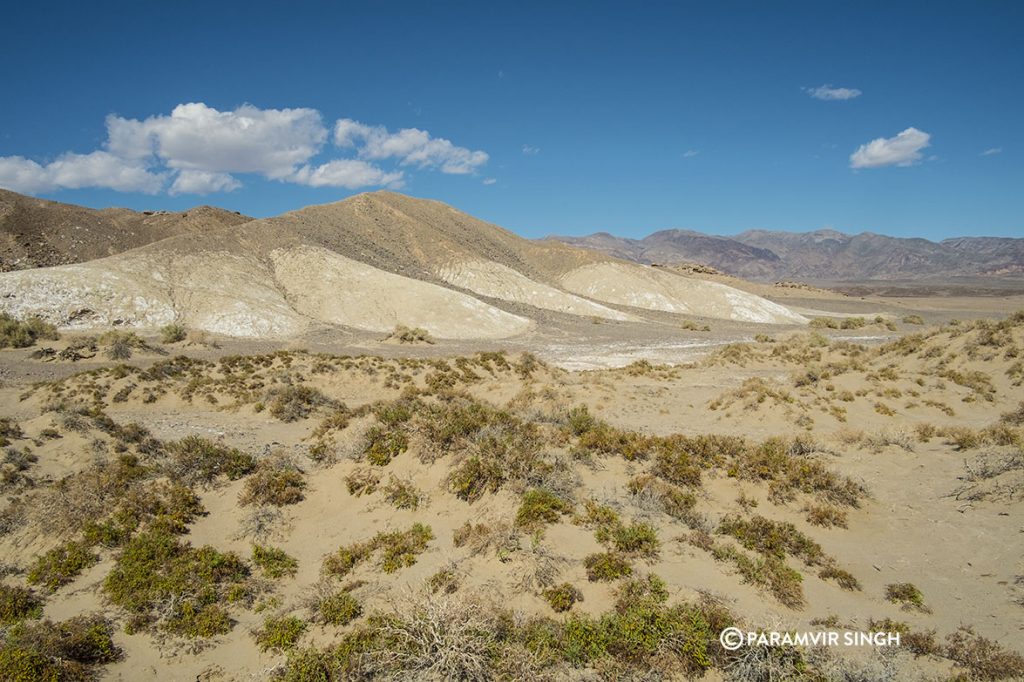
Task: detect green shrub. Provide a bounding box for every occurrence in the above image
[542,583,583,612]
[323,524,434,577]
[0,615,120,681]
[885,582,927,611]
[103,526,249,637]
[240,459,306,506]
[0,585,42,625]
[268,385,336,422]
[818,566,861,591]
[27,542,98,592]
[165,435,255,486]
[565,405,600,436]
[252,545,298,579]
[448,455,504,502]
[363,426,408,466]
[597,521,660,557]
[382,476,422,510]
[318,592,362,626]
[159,323,187,344]
[717,514,823,565]
[584,552,632,582]
[0,313,59,349]
[256,615,306,652]
[515,489,572,528]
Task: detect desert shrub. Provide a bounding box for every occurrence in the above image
[651,445,702,487]
[345,468,381,496]
[452,521,519,558]
[515,489,572,528]
[1000,401,1024,426]
[0,313,59,349]
[717,514,823,565]
[818,566,861,591]
[317,591,362,626]
[240,458,306,507]
[0,585,42,625]
[565,405,600,436]
[542,583,583,612]
[323,524,434,577]
[584,552,632,582]
[382,476,423,510]
[252,545,298,579]
[573,423,651,461]
[363,426,408,466]
[0,615,120,681]
[902,314,925,325]
[256,615,307,652]
[165,435,255,486]
[428,567,460,594]
[804,504,848,528]
[386,325,435,344]
[596,520,660,558]
[680,320,711,332]
[268,385,336,422]
[103,526,250,637]
[159,323,187,344]
[27,542,98,592]
[689,532,805,607]
[448,455,504,502]
[885,582,927,611]
[944,426,987,450]
[98,331,151,360]
[944,626,1024,680]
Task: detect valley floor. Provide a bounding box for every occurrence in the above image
[1,292,1022,681]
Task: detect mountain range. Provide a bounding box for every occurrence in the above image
[553,228,1024,281]
[0,191,806,340]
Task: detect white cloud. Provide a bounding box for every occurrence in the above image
[980,147,1002,156]
[806,85,862,101]
[849,127,931,169]
[333,119,488,174]
[482,177,497,185]
[683,149,700,158]
[0,152,165,194]
[0,103,487,196]
[288,159,404,189]
[522,145,541,156]
[108,103,327,178]
[169,170,241,196]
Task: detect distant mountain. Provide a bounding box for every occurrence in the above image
[0,192,806,340]
[552,227,1024,282]
[0,188,251,271]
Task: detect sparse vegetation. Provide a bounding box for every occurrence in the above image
[159,323,187,344]
[0,615,120,681]
[0,312,59,349]
[323,524,434,577]
[885,582,928,611]
[256,615,306,652]
[252,544,298,579]
[240,457,306,506]
[542,582,583,612]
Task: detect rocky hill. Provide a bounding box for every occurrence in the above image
[0,188,251,271]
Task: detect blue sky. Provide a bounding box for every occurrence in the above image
[1,0,1021,239]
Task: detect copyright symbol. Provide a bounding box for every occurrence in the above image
[720,627,744,651]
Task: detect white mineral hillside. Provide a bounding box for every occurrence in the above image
[0,191,807,338]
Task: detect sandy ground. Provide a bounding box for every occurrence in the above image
[1,290,1022,681]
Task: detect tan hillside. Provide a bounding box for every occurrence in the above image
[0,192,807,340]
[0,188,251,271]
